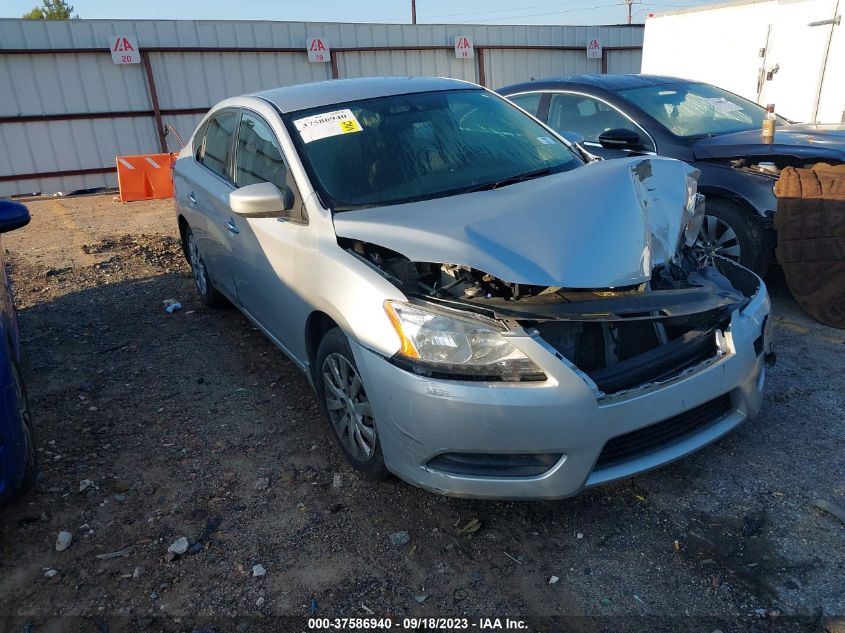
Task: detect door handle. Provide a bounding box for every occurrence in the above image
[188,192,197,206]
[225,218,240,235]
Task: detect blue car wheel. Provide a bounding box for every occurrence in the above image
[9,360,37,499]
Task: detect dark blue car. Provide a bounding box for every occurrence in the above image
[499,75,845,276]
[0,200,36,504]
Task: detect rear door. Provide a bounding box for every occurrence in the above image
[181,111,239,298]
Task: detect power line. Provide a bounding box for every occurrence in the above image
[319,0,654,26]
[418,0,614,20]
[455,3,625,23]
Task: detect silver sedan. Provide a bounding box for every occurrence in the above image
[173,76,773,499]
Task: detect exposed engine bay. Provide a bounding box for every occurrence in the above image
[344,237,761,395]
[706,156,843,179]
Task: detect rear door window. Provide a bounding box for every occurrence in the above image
[198,112,238,181]
[508,93,543,117]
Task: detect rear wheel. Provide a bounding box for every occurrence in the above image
[315,328,389,480]
[185,226,224,307]
[10,361,36,500]
[695,198,769,276]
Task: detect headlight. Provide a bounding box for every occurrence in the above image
[384,301,546,382]
[682,174,705,247]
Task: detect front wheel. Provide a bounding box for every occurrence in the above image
[315,328,389,480]
[694,198,769,276]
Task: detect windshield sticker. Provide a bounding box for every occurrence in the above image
[703,97,744,113]
[294,109,363,143]
[536,136,556,145]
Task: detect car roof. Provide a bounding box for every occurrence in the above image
[254,76,477,113]
[500,73,697,94]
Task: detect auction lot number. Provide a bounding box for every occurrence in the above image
[308,617,528,630]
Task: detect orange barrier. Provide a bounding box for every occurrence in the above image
[115,153,178,202]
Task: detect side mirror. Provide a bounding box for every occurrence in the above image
[229,182,295,218]
[0,200,31,234]
[557,130,586,147]
[598,128,644,151]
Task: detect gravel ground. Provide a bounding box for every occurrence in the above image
[0,195,842,633]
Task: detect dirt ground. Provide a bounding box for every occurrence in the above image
[0,194,842,633]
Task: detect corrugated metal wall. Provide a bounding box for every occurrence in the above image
[485,50,599,89]
[337,50,479,82]
[0,18,643,197]
[148,52,330,110]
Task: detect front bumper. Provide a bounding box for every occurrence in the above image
[351,281,771,500]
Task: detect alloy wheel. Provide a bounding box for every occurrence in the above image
[187,232,208,296]
[694,214,741,264]
[321,353,376,461]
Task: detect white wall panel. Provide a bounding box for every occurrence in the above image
[159,113,205,151]
[486,49,600,89]
[642,0,842,122]
[337,50,478,82]
[0,117,160,175]
[642,1,777,100]
[0,53,149,116]
[606,49,643,75]
[149,51,330,110]
[0,173,115,198]
[815,11,845,123]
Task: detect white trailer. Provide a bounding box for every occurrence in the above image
[642,0,843,123]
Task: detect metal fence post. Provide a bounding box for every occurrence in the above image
[141,50,168,153]
[476,48,486,86]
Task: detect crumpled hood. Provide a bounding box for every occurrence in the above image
[691,123,845,161]
[333,156,697,289]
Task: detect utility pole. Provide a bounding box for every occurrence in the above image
[626,0,633,24]
[411,0,417,24]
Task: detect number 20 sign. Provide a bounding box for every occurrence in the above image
[110,35,140,64]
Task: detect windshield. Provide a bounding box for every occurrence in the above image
[284,88,582,210]
[619,81,774,138]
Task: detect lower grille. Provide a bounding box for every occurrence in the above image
[594,394,734,470]
[427,452,562,478]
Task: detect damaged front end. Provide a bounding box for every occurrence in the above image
[335,157,769,397]
[348,238,762,396]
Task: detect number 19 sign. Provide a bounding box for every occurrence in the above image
[307,37,331,63]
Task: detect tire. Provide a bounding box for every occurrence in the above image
[315,328,389,480]
[10,360,37,500]
[184,226,224,307]
[695,198,770,276]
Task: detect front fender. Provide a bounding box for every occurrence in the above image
[696,162,777,219]
[302,237,405,359]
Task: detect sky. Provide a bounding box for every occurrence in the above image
[0,0,719,25]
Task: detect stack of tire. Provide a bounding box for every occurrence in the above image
[774,163,845,328]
